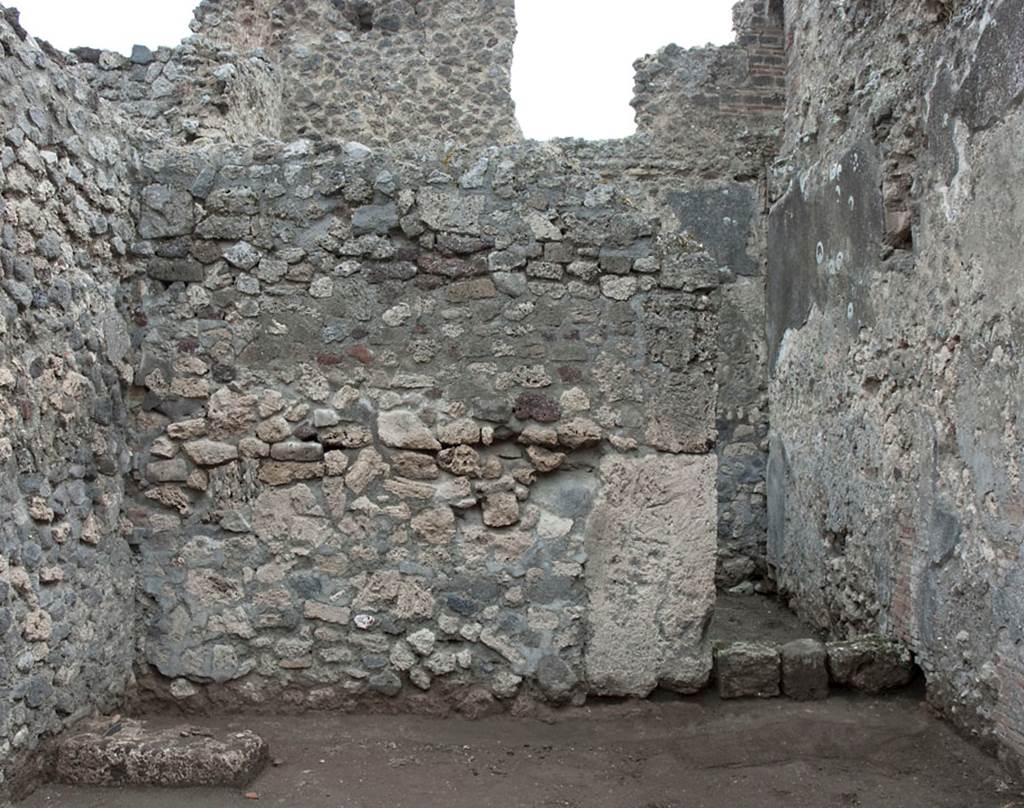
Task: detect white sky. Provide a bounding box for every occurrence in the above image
[513,0,735,139]
[14,0,737,140]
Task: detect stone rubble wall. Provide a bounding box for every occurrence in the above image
[190,0,522,146]
[69,34,282,146]
[62,0,782,590]
[767,0,1024,774]
[632,0,784,161]
[125,138,721,713]
[0,0,793,797]
[0,8,140,797]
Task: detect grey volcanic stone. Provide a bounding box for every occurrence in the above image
[223,241,261,270]
[147,458,190,483]
[139,185,194,239]
[54,718,268,787]
[536,655,578,703]
[781,639,829,701]
[369,671,402,696]
[827,637,914,694]
[352,203,399,235]
[130,45,154,65]
[147,258,205,284]
[715,642,780,699]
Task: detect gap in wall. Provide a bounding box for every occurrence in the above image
[511,0,736,141]
[14,0,194,53]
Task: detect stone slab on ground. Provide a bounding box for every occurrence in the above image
[715,642,781,699]
[53,717,269,787]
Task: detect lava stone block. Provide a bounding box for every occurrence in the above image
[827,636,914,693]
[715,642,781,699]
[781,638,829,700]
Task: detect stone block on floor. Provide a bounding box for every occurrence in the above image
[827,636,914,694]
[53,717,269,787]
[781,638,829,700]
[715,642,780,699]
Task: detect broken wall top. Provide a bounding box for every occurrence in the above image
[63,0,782,160]
[188,0,522,145]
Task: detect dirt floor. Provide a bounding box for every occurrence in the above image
[709,592,825,644]
[21,691,1023,808]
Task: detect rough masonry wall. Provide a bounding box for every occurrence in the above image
[191,0,521,146]
[0,9,139,797]
[767,0,1024,771]
[62,0,782,590]
[125,139,720,713]
[633,0,783,171]
[69,30,282,145]
[0,0,789,795]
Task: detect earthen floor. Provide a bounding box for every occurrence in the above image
[22,692,1022,808]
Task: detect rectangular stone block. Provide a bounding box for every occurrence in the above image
[584,452,717,696]
[715,642,781,698]
[781,638,829,700]
[55,718,268,787]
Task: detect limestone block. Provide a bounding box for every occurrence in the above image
[557,418,602,449]
[183,439,238,467]
[407,628,437,656]
[320,423,373,449]
[345,447,387,493]
[715,642,781,699]
[526,445,565,472]
[258,461,325,485]
[303,602,350,625]
[781,638,829,700]
[600,275,638,301]
[378,410,441,450]
[438,418,481,446]
[418,188,485,234]
[54,718,268,787]
[437,445,480,476]
[584,452,717,696]
[390,451,440,479]
[411,506,456,544]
